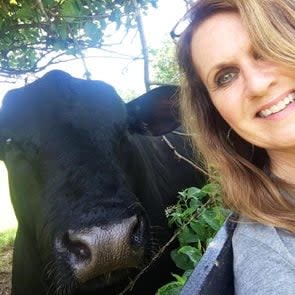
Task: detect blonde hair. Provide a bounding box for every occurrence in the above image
[177,0,295,232]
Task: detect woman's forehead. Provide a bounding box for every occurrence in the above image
[191,12,248,80]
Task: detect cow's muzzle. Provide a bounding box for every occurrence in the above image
[54,215,147,284]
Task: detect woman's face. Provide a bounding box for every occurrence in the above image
[191,12,295,154]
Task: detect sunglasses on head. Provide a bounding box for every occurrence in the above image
[170,9,192,42]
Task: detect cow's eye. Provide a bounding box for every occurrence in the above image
[4,138,14,153]
[6,138,13,145]
[4,139,38,164]
[4,140,24,161]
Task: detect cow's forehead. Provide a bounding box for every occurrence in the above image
[0,71,127,147]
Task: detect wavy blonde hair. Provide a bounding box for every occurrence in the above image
[177,0,295,232]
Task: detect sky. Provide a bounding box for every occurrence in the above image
[0,0,187,103]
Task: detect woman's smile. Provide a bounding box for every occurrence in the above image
[258,91,295,118]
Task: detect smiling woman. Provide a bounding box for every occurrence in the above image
[175,0,295,294]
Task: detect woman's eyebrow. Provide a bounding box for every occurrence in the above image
[211,62,231,74]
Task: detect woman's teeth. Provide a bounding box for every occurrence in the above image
[259,92,295,118]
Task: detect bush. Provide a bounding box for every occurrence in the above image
[157,183,229,295]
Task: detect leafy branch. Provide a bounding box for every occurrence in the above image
[157,185,229,295]
[0,0,158,76]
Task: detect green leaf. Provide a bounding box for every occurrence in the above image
[171,249,194,271]
[61,0,80,20]
[84,22,99,43]
[186,187,202,196]
[189,186,208,199]
[212,206,227,225]
[15,6,32,19]
[201,209,222,231]
[189,197,202,210]
[178,245,202,265]
[57,23,69,40]
[201,182,220,195]
[52,40,67,50]
[171,273,187,284]
[190,221,208,242]
[182,206,196,217]
[151,0,158,8]
[156,282,183,295]
[109,9,122,29]
[156,273,187,295]
[42,0,56,5]
[179,226,198,245]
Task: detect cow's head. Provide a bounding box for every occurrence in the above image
[0,71,185,294]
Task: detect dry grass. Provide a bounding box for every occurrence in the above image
[0,246,13,295]
[0,228,16,295]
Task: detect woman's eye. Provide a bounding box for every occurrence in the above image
[215,68,239,87]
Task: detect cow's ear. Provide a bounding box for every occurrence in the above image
[126,85,180,136]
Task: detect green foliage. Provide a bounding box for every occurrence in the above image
[0,0,158,75]
[117,87,142,102]
[157,183,229,295]
[0,228,16,251]
[156,273,186,295]
[150,38,179,85]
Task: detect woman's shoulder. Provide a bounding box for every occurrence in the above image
[232,218,295,294]
[233,217,295,262]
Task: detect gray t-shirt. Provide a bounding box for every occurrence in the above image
[233,220,295,294]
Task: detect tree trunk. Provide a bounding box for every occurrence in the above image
[133,0,151,91]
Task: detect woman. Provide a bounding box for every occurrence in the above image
[174,0,295,293]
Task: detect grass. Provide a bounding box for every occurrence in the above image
[0,228,16,251]
[0,162,15,295]
[0,229,14,295]
[0,177,15,292]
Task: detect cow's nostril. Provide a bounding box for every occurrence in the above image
[130,215,145,247]
[62,232,91,261]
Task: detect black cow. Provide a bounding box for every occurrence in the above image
[0,70,204,295]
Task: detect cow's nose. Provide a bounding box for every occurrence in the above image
[60,231,92,261]
[55,215,147,283]
[130,214,146,247]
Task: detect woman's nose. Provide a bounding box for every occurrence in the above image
[244,61,276,98]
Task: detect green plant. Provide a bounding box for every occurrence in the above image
[150,38,179,85]
[0,228,16,251]
[157,183,229,295]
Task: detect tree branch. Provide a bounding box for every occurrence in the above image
[162,135,209,176]
[35,0,49,21]
[132,0,150,91]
